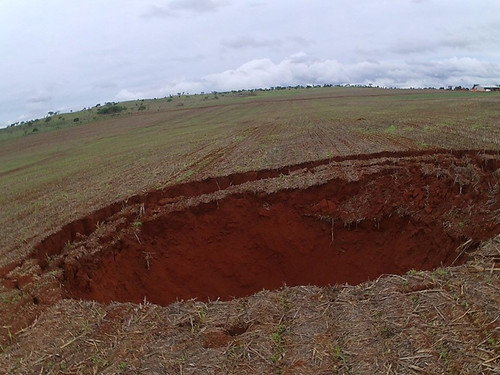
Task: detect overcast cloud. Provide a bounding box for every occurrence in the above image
[0,0,499,127]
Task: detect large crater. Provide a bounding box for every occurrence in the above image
[32,151,500,306]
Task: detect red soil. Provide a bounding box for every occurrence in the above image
[51,150,500,306]
[65,200,461,306]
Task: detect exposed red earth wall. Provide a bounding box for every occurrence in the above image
[51,150,500,306]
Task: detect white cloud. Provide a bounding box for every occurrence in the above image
[26,94,53,104]
[93,81,119,90]
[169,0,228,12]
[116,89,142,101]
[142,0,228,18]
[114,54,500,102]
[221,36,282,50]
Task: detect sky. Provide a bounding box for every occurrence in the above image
[1,0,499,128]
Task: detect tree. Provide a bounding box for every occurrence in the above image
[97,105,126,115]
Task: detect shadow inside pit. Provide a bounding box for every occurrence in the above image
[62,186,490,306]
[65,210,473,306]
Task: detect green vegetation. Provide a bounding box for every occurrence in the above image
[385,124,396,133]
[270,323,288,367]
[271,324,286,346]
[118,362,128,373]
[334,344,346,363]
[97,104,127,115]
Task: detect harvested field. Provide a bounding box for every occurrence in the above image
[1,88,500,374]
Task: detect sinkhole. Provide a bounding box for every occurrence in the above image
[58,153,500,306]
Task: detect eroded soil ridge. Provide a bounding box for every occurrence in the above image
[43,150,500,306]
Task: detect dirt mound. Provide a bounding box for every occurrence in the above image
[35,150,499,306]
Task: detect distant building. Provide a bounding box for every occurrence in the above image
[471,84,500,92]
